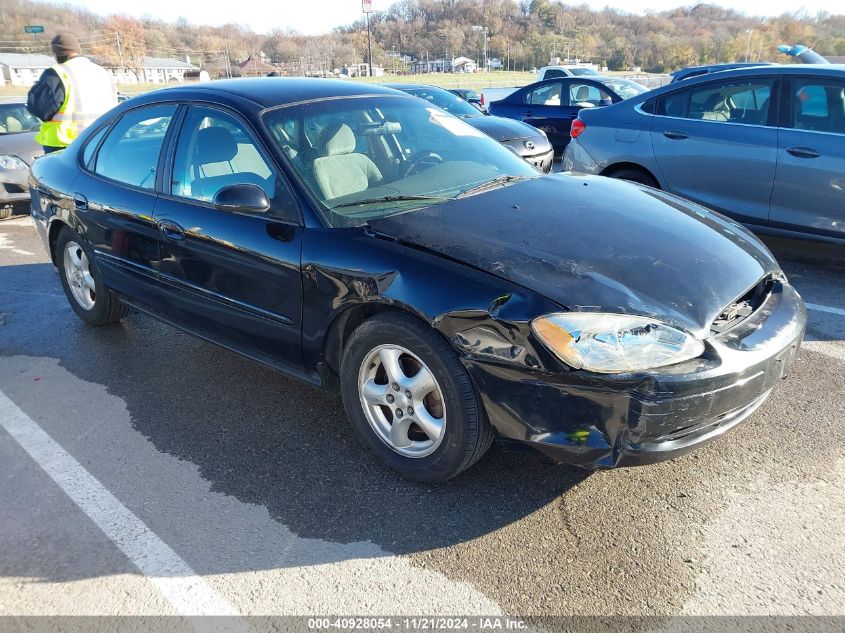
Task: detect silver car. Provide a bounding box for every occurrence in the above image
[0,97,42,219]
[564,65,845,243]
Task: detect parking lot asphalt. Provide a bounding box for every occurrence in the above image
[1,215,844,620]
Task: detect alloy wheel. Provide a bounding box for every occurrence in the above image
[63,241,96,310]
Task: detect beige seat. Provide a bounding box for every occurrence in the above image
[573,85,595,108]
[5,117,22,132]
[313,123,382,200]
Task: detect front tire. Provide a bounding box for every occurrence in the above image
[340,312,492,482]
[57,226,128,326]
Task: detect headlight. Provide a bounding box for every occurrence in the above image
[532,312,704,373]
[0,155,27,170]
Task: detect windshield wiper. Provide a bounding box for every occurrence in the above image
[456,175,529,199]
[331,194,447,210]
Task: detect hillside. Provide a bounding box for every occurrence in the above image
[0,0,843,76]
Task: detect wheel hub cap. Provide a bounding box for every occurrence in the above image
[358,344,447,458]
[63,241,96,311]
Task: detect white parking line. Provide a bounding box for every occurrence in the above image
[807,303,845,317]
[0,390,251,630]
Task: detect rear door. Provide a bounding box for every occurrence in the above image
[769,75,845,239]
[152,104,305,370]
[72,103,178,310]
[649,76,778,224]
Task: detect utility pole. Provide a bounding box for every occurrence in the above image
[225,45,231,79]
[745,29,753,63]
[362,0,373,77]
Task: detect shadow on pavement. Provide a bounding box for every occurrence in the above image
[0,262,587,560]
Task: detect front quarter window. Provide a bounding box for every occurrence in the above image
[263,95,538,227]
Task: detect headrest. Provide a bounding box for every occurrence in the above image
[5,116,21,132]
[320,123,356,156]
[575,86,590,100]
[194,126,237,164]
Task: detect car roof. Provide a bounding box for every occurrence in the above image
[384,83,449,92]
[127,77,405,109]
[672,62,775,76]
[643,63,845,99]
[0,96,26,104]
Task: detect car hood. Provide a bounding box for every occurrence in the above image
[463,115,542,142]
[0,132,42,165]
[369,174,780,338]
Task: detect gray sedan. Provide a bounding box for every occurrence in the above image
[0,97,42,219]
[563,65,845,243]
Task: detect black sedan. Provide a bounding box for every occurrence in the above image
[30,79,805,482]
[489,76,647,153]
[386,84,554,173]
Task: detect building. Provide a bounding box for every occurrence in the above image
[111,57,199,84]
[451,56,477,73]
[0,53,198,87]
[0,53,54,87]
[234,57,279,77]
[343,63,384,77]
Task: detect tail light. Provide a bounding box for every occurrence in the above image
[570,119,586,138]
[480,93,485,106]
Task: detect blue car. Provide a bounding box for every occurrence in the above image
[488,76,647,154]
[563,65,845,244]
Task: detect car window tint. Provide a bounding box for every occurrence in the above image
[93,105,176,189]
[568,82,613,108]
[82,125,109,169]
[171,107,277,205]
[0,103,39,134]
[658,90,689,117]
[687,80,773,125]
[792,79,845,134]
[525,83,562,106]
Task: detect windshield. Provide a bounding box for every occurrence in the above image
[597,78,648,100]
[0,103,39,135]
[568,68,600,76]
[391,86,482,118]
[263,95,538,227]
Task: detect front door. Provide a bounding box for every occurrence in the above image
[770,76,845,239]
[650,77,778,225]
[73,104,177,311]
[153,105,305,370]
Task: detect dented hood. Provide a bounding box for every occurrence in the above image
[368,174,780,337]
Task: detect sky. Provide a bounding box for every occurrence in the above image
[55,0,841,35]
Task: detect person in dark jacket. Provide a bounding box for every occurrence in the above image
[26,33,116,153]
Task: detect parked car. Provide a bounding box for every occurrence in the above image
[31,79,805,481]
[478,86,520,112]
[447,88,482,107]
[563,65,845,244]
[387,84,554,172]
[489,76,647,153]
[536,65,602,81]
[671,63,774,83]
[0,97,43,219]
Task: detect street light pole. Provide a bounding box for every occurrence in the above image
[745,29,753,63]
[363,0,374,77]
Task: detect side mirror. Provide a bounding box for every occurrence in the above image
[212,183,270,213]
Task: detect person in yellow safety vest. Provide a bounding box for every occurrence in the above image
[26,33,117,154]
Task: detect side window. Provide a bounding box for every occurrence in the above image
[657,90,690,117]
[568,82,613,108]
[93,105,176,189]
[687,80,773,125]
[525,83,562,106]
[543,69,566,79]
[82,125,109,169]
[792,79,845,134]
[171,107,277,206]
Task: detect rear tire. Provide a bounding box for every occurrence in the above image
[340,312,493,482]
[56,226,128,326]
[608,168,660,189]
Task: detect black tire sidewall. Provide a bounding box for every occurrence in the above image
[340,313,485,482]
[56,226,114,325]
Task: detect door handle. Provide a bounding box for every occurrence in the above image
[72,193,88,210]
[523,111,534,117]
[158,219,185,240]
[786,146,821,159]
[662,130,689,140]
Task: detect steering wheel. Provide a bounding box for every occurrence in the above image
[404,151,443,178]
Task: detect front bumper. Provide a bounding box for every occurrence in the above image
[0,167,31,219]
[524,148,555,173]
[467,281,806,469]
